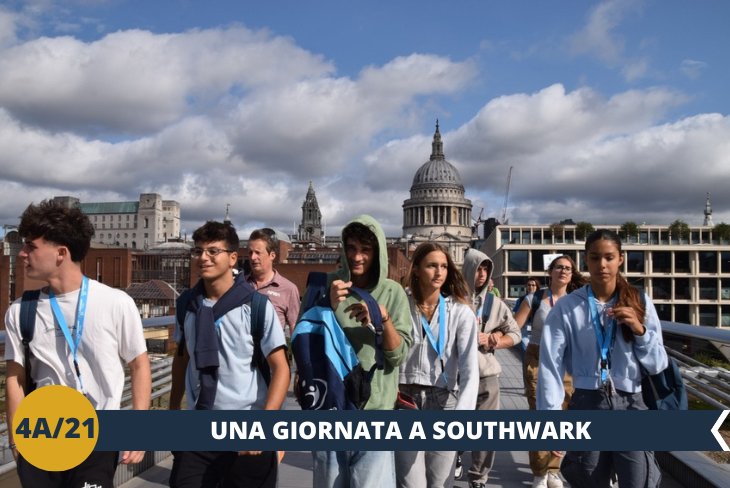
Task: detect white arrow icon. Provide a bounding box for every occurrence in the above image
[711,410,729,451]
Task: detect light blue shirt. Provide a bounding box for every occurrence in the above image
[537,285,668,410]
[174,298,286,410]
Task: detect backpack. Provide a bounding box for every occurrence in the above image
[19,290,42,394]
[176,288,272,387]
[291,272,384,410]
[641,357,688,410]
[634,290,687,410]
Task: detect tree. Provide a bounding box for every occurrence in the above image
[575,221,595,241]
[668,220,690,242]
[713,222,730,243]
[620,221,640,242]
[549,222,565,243]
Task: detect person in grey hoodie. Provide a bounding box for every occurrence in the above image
[459,248,521,488]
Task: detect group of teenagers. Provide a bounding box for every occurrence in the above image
[3,201,667,488]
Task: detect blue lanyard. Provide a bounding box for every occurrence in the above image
[421,295,447,384]
[587,286,617,385]
[49,276,89,392]
[548,287,555,307]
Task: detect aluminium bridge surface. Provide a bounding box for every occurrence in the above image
[120,348,685,488]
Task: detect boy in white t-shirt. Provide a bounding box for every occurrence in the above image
[4,199,151,487]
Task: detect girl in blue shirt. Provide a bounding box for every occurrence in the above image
[537,229,667,488]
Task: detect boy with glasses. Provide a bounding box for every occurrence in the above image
[169,221,289,488]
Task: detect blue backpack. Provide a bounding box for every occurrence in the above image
[634,290,688,410]
[642,356,688,410]
[291,272,384,410]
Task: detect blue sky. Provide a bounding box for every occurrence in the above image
[1,0,729,237]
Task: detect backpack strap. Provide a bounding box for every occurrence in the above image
[528,288,544,323]
[250,293,272,387]
[177,285,273,386]
[20,290,41,394]
[480,293,495,330]
[349,286,385,371]
[303,272,330,312]
[175,288,193,357]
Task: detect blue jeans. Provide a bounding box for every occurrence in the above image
[312,451,395,488]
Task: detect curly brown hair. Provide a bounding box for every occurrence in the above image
[18,200,94,262]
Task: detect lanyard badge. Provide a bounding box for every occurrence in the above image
[49,276,89,395]
[421,295,448,385]
[586,286,617,389]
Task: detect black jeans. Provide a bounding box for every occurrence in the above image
[169,451,278,488]
[17,450,118,488]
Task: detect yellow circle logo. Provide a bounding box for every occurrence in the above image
[12,385,98,471]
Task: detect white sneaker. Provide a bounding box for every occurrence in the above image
[547,472,564,488]
[532,475,548,488]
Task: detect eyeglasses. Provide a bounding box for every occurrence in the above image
[191,247,235,258]
[553,265,572,274]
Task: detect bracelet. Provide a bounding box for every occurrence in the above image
[9,443,16,450]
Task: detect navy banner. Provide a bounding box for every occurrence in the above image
[96,410,729,451]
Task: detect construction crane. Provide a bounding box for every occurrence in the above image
[472,207,484,237]
[500,166,513,224]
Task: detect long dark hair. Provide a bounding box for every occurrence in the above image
[585,229,645,342]
[547,255,587,293]
[404,242,470,312]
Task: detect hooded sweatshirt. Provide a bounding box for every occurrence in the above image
[300,215,412,410]
[536,285,668,410]
[462,249,521,378]
[398,295,479,410]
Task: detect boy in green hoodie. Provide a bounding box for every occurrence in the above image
[303,215,412,488]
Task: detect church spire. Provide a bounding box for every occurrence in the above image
[223,203,231,223]
[298,181,323,243]
[430,119,445,161]
[704,192,714,227]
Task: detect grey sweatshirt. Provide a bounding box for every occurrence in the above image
[462,248,521,378]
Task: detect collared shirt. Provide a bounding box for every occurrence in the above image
[246,269,300,334]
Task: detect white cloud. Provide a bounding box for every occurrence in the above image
[1,12,728,239]
[0,26,336,135]
[680,59,708,80]
[358,84,730,229]
[0,7,23,48]
[569,0,650,82]
[0,26,479,236]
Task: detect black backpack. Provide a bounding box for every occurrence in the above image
[176,288,272,386]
